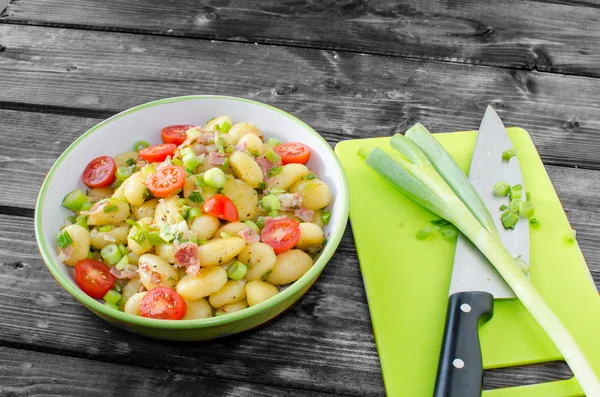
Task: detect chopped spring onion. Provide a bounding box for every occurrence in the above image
[103,290,122,305]
[518,201,535,218]
[87,250,97,259]
[113,284,123,294]
[75,215,89,230]
[565,229,577,243]
[261,195,281,211]
[220,231,233,239]
[181,148,202,170]
[188,191,203,204]
[502,148,517,161]
[215,121,232,133]
[172,157,183,166]
[302,174,316,180]
[125,158,136,166]
[267,166,283,178]
[118,244,128,256]
[98,224,114,233]
[256,216,266,229]
[515,257,530,275]
[256,182,267,194]
[269,188,286,195]
[57,229,73,249]
[215,136,227,154]
[416,227,431,240]
[104,301,120,311]
[261,269,273,281]
[493,181,510,196]
[510,184,523,200]
[147,231,166,246]
[243,220,260,234]
[440,227,458,241]
[265,149,281,164]
[530,218,541,228]
[66,215,76,225]
[321,211,331,225]
[133,140,150,152]
[115,255,129,270]
[221,157,230,170]
[79,201,92,212]
[204,168,226,189]
[268,210,279,218]
[501,210,519,229]
[509,199,521,214]
[362,126,600,396]
[103,205,118,213]
[62,190,89,212]
[499,204,508,211]
[267,138,281,147]
[227,261,247,280]
[101,244,122,265]
[115,166,133,181]
[195,175,207,188]
[187,207,202,220]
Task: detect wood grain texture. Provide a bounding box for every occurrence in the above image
[0,346,342,397]
[2,0,600,77]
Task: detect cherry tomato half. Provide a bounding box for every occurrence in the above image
[274,142,311,165]
[138,143,177,163]
[260,218,301,254]
[161,125,194,146]
[201,194,239,222]
[74,259,115,299]
[140,287,187,320]
[82,156,117,188]
[146,165,186,198]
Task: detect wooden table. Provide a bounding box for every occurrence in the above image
[1,1,599,395]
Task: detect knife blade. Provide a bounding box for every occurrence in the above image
[433,106,530,397]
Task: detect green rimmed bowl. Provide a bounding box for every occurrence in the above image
[35,95,349,341]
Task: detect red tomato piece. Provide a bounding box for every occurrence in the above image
[161,125,194,145]
[140,287,187,320]
[82,156,117,188]
[201,194,239,222]
[274,142,311,165]
[74,259,115,299]
[138,143,177,163]
[146,165,185,198]
[260,218,301,254]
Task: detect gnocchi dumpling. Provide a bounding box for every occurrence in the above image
[176,266,228,301]
[59,224,90,267]
[266,249,313,285]
[138,254,178,291]
[228,151,263,189]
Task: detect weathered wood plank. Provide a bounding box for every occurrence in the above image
[2,0,600,77]
[0,346,341,397]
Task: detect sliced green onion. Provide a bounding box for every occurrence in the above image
[215,121,232,133]
[103,290,122,305]
[509,199,521,214]
[133,140,149,152]
[260,269,272,281]
[115,255,129,270]
[113,284,123,294]
[510,184,523,200]
[132,229,147,244]
[221,157,230,170]
[267,166,283,178]
[187,207,202,220]
[268,188,286,195]
[98,224,114,232]
[321,211,331,225]
[265,149,281,164]
[62,190,88,212]
[66,215,76,225]
[215,136,227,154]
[243,220,260,234]
[118,244,128,256]
[172,157,183,166]
[87,250,96,259]
[268,210,279,217]
[256,182,267,194]
[180,147,195,158]
[220,231,233,239]
[227,261,247,280]
[416,227,431,240]
[519,201,535,219]
[530,218,541,228]
[75,215,89,230]
[502,148,517,161]
[302,174,316,180]
[565,229,577,243]
[256,216,266,229]
[501,210,519,229]
[79,201,92,212]
[267,138,281,147]
[56,229,73,249]
[147,231,166,246]
[493,181,510,196]
[104,301,120,311]
[195,175,207,188]
[183,152,202,170]
[188,191,203,204]
[440,227,458,241]
[115,166,133,181]
[204,168,226,189]
[499,204,508,211]
[261,195,281,211]
[103,205,119,213]
[515,257,530,275]
[101,244,122,265]
[125,158,136,166]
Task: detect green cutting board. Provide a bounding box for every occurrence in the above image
[335,128,600,397]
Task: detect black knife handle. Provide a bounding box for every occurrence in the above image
[433,291,494,397]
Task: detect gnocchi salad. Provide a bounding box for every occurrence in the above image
[56,116,333,320]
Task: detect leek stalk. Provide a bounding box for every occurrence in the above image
[360,129,600,395]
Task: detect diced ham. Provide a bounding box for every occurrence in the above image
[174,242,201,276]
[56,245,74,262]
[278,193,302,211]
[234,141,247,152]
[238,227,260,244]
[109,264,139,279]
[294,208,315,223]
[256,156,273,179]
[192,143,206,155]
[208,151,226,165]
[79,200,107,216]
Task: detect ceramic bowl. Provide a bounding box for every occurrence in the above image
[35,95,349,341]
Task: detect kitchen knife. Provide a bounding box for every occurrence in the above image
[433,106,529,397]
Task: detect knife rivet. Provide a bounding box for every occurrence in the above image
[453,359,465,369]
[460,303,472,313]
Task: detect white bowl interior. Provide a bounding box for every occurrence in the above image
[38,96,347,287]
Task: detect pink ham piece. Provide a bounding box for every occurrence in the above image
[109,264,139,279]
[79,200,107,216]
[208,151,227,165]
[234,141,247,152]
[56,245,74,262]
[294,208,315,223]
[256,156,273,179]
[192,143,207,155]
[278,193,302,211]
[174,242,201,276]
[238,227,260,244]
